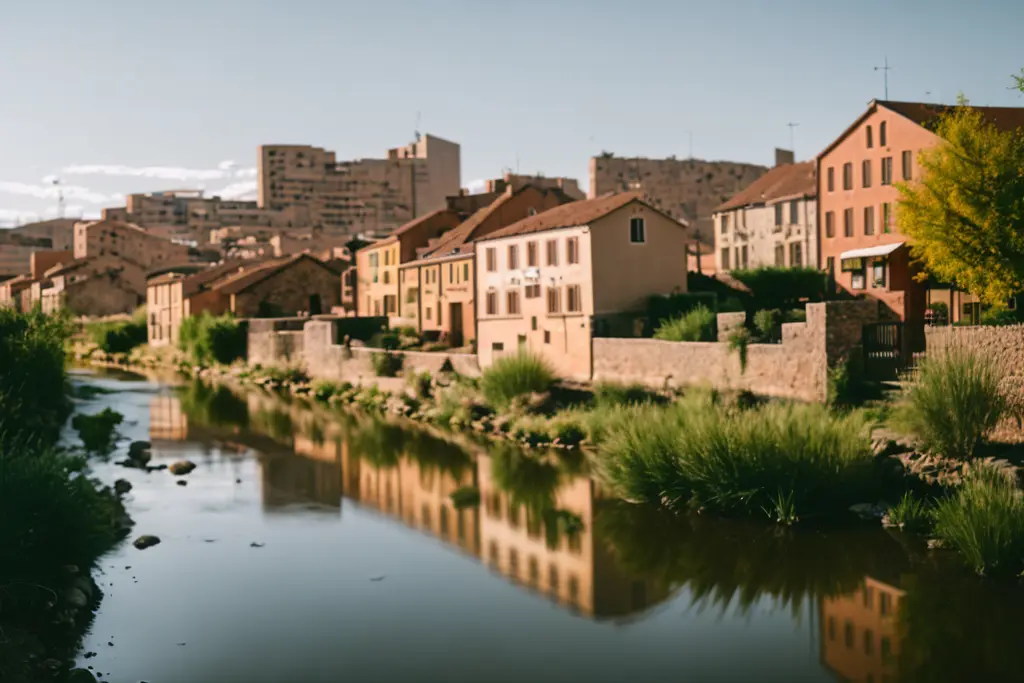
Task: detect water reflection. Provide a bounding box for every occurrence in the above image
[154,381,1024,680]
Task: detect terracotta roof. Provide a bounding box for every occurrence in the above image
[146,272,186,287]
[716,161,816,212]
[479,192,682,242]
[1,274,35,290]
[213,254,338,295]
[376,208,461,245]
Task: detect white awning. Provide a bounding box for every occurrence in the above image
[839,242,905,261]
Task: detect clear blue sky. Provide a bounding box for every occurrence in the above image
[2,0,1022,224]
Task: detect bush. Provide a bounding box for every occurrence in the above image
[595,398,876,522]
[408,371,433,399]
[752,309,782,342]
[885,492,934,533]
[980,306,1023,326]
[87,317,147,354]
[730,267,828,311]
[0,308,72,445]
[398,325,419,338]
[932,465,1024,576]
[311,380,351,403]
[372,351,404,377]
[653,304,716,342]
[890,345,1006,459]
[480,351,555,409]
[178,312,246,366]
[647,292,717,330]
[593,381,659,408]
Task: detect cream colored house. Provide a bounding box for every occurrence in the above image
[475,192,692,380]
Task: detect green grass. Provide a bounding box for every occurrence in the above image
[932,465,1024,577]
[886,492,934,533]
[753,308,781,343]
[890,345,1006,459]
[592,381,660,408]
[178,312,246,366]
[480,351,555,409]
[653,304,716,342]
[594,396,877,522]
[311,379,352,402]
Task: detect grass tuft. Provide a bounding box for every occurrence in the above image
[480,351,554,409]
[653,304,716,342]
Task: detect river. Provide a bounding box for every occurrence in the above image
[66,369,1024,683]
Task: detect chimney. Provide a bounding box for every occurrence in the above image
[774,148,795,167]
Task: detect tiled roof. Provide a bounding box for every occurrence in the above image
[716,161,816,212]
[882,100,1024,133]
[213,254,338,295]
[479,192,673,242]
[376,208,461,245]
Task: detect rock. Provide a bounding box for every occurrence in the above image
[168,460,196,476]
[67,669,97,683]
[849,502,889,520]
[114,479,133,495]
[128,441,151,461]
[133,535,161,550]
[927,538,949,550]
[64,587,88,608]
[177,480,188,487]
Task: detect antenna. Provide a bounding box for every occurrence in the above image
[414,111,422,142]
[787,122,800,157]
[874,56,892,100]
[52,177,65,218]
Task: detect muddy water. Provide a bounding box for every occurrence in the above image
[67,370,1024,683]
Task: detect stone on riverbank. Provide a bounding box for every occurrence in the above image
[133,535,161,550]
[114,479,132,495]
[168,460,197,476]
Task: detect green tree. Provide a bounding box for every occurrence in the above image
[895,94,1024,305]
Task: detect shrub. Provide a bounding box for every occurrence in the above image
[727,327,751,374]
[885,492,934,533]
[890,345,1006,459]
[653,305,716,342]
[372,351,404,377]
[312,380,351,403]
[730,267,828,311]
[932,465,1024,576]
[593,381,659,408]
[368,331,400,350]
[980,306,1023,326]
[647,292,717,330]
[408,371,433,399]
[398,325,419,338]
[87,317,147,354]
[178,312,246,366]
[480,351,555,409]
[752,309,782,343]
[595,399,876,521]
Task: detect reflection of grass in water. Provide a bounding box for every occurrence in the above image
[595,500,906,616]
[177,382,250,429]
[490,442,561,515]
[897,569,1024,682]
[251,408,294,443]
[347,416,474,478]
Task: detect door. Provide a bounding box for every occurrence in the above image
[308,294,322,316]
[449,302,463,347]
[862,322,904,381]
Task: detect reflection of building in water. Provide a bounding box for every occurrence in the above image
[820,576,905,683]
[477,454,665,619]
[339,444,480,558]
[260,435,344,512]
[149,393,189,440]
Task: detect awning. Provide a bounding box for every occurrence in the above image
[839,242,905,261]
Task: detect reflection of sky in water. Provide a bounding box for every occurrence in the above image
[66,372,1024,683]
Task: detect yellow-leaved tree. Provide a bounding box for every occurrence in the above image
[895,88,1024,306]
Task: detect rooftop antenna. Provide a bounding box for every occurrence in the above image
[874,55,892,100]
[414,111,422,143]
[787,122,800,158]
[52,177,65,218]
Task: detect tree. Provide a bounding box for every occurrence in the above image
[895,95,1024,305]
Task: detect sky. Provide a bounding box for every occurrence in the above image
[1,0,1022,225]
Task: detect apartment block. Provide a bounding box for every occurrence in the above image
[397,184,578,346]
[818,100,1024,331]
[713,160,817,272]
[476,193,692,380]
[484,172,585,200]
[589,154,767,250]
[73,218,191,270]
[257,134,461,238]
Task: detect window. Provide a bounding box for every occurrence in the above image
[872,260,887,288]
[881,157,893,185]
[531,316,538,331]
[629,217,646,243]
[862,159,872,188]
[901,150,913,180]
[844,620,855,649]
[879,121,887,147]
[721,213,730,234]
[463,263,469,281]
[775,244,785,266]
[486,247,497,272]
[527,241,538,267]
[825,211,835,238]
[525,284,540,298]
[566,285,582,312]
[741,245,748,269]
[866,125,874,148]
[844,208,854,237]
[384,250,390,266]
[425,307,432,320]
[851,263,866,290]
[492,342,504,352]
[774,203,783,227]
[864,630,875,656]
[546,240,558,266]
[549,566,559,592]
[506,289,521,315]
[546,287,561,314]
[789,242,803,267]
[448,264,454,282]
[384,295,396,315]
[882,202,892,233]
[826,256,835,276]
[508,244,519,270]
[544,330,551,344]
[879,592,891,616]
[789,199,799,224]
[567,237,579,264]
[720,248,730,270]
[827,167,835,192]
[843,163,853,190]
[864,206,875,235]
[486,291,498,315]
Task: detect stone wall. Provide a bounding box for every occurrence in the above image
[925,324,1024,441]
[593,300,878,402]
[248,318,306,367]
[716,312,746,339]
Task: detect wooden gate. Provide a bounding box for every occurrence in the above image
[862,322,904,381]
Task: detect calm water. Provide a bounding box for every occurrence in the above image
[67,370,1024,683]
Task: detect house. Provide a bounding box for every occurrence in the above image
[396,184,578,346]
[73,218,192,270]
[40,255,146,316]
[475,192,692,380]
[817,100,1024,334]
[713,160,817,272]
[0,250,74,310]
